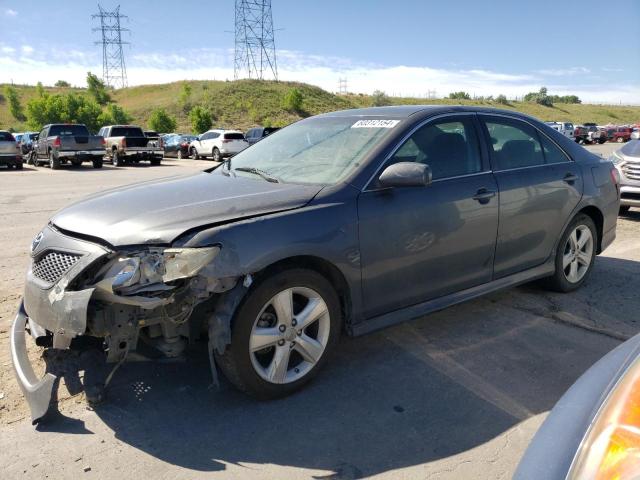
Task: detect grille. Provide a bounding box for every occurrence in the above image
[32,251,81,284]
[622,162,640,181]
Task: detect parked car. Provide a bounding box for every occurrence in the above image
[99,125,164,166]
[0,130,23,169]
[164,134,198,159]
[18,131,39,155]
[515,332,640,479]
[10,106,620,423]
[573,126,589,144]
[245,126,281,145]
[545,121,575,140]
[630,128,639,140]
[32,124,104,169]
[607,127,632,143]
[189,129,249,161]
[587,126,607,144]
[611,140,640,214]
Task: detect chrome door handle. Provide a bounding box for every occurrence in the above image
[473,188,496,204]
[563,173,579,184]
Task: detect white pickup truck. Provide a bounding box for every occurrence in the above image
[544,121,575,140]
[0,130,23,170]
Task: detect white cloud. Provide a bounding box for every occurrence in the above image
[5,9,17,17]
[0,47,638,105]
[535,67,591,76]
[21,45,34,54]
[1,46,15,54]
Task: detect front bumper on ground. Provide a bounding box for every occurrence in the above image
[10,302,56,424]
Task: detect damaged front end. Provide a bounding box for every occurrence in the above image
[11,224,243,423]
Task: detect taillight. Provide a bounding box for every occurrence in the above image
[222,139,231,143]
[52,136,61,147]
[121,137,126,148]
[100,137,106,146]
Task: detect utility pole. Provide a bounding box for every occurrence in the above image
[92,4,129,89]
[234,0,278,81]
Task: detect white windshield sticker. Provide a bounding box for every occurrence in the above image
[351,119,400,129]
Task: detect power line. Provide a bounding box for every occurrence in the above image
[234,0,278,81]
[92,4,129,89]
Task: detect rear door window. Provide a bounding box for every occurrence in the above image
[539,133,570,164]
[482,117,545,170]
[0,132,14,141]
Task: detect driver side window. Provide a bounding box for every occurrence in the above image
[389,116,482,180]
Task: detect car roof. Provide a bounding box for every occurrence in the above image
[317,105,543,123]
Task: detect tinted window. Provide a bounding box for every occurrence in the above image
[0,132,14,141]
[389,117,482,180]
[110,127,144,137]
[49,124,90,136]
[483,118,544,170]
[539,133,570,163]
[224,133,245,140]
[246,129,256,138]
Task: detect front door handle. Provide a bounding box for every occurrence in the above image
[563,173,579,184]
[473,188,496,204]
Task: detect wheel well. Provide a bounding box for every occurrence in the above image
[256,256,352,329]
[578,206,604,253]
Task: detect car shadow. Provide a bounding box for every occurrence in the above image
[40,255,639,478]
[620,210,640,222]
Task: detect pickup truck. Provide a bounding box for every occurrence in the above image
[99,125,163,166]
[0,130,23,170]
[32,124,104,169]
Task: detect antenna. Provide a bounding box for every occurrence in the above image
[234,0,278,81]
[92,4,129,89]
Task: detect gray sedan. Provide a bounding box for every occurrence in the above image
[11,106,620,422]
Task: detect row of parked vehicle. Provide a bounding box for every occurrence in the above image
[545,121,639,145]
[161,126,280,161]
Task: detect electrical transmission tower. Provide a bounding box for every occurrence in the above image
[92,4,129,89]
[338,78,348,95]
[234,0,278,81]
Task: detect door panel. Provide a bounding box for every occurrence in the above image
[480,115,583,278]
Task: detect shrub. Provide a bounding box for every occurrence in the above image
[4,85,25,121]
[178,83,192,113]
[448,91,471,100]
[148,108,177,133]
[55,80,71,88]
[189,106,213,134]
[25,92,102,131]
[371,90,390,107]
[282,88,303,112]
[98,103,132,126]
[495,94,509,105]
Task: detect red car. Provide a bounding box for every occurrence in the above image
[607,127,632,143]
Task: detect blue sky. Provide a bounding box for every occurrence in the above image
[1,0,639,103]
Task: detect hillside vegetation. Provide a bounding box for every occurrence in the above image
[1,79,639,133]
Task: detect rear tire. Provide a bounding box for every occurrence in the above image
[92,159,103,169]
[112,151,124,167]
[212,147,221,162]
[215,268,341,399]
[542,214,597,293]
[49,152,60,170]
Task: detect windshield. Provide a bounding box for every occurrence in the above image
[221,116,400,185]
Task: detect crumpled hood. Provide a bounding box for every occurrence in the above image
[51,171,323,246]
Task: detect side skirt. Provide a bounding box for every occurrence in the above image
[351,259,556,337]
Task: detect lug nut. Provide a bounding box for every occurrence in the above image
[278,324,286,332]
[297,330,302,336]
[291,319,297,327]
[278,339,285,346]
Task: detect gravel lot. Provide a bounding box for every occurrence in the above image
[1,145,639,479]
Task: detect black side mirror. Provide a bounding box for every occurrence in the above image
[378,162,432,188]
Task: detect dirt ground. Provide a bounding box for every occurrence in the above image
[1,146,639,479]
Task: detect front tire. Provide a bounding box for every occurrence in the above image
[543,214,597,293]
[150,157,161,166]
[212,147,221,162]
[216,269,341,399]
[177,149,183,160]
[92,158,103,169]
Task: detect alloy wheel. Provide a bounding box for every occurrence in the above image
[563,225,594,283]
[249,287,330,384]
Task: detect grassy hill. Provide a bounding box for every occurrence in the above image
[1,79,639,133]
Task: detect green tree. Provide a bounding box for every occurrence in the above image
[4,85,26,121]
[25,92,102,132]
[148,108,177,133]
[55,80,71,87]
[448,91,471,100]
[189,106,212,134]
[282,88,303,112]
[35,82,46,98]
[495,94,509,105]
[371,90,390,107]
[97,103,133,126]
[86,72,111,105]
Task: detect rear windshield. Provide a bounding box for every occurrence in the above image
[0,132,15,141]
[49,125,90,136]
[110,127,144,137]
[224,133,245,140]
